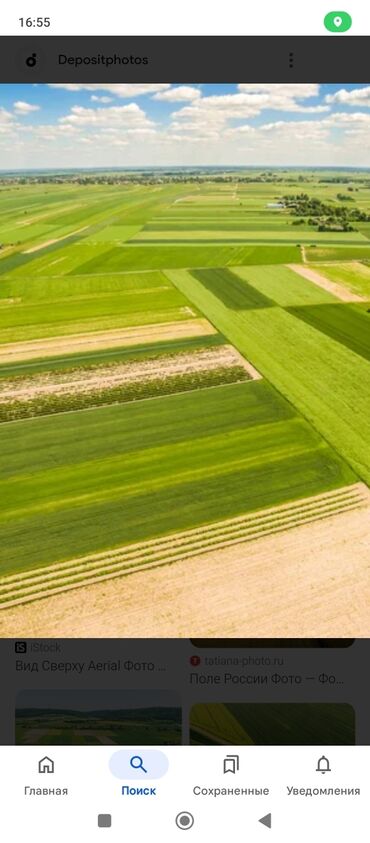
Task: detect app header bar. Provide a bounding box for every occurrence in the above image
[0,36,369,83]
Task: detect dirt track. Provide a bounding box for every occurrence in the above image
[0,319,216,364]
[1,504,369,638]
[287,263,366,302]
[22,226,89,253]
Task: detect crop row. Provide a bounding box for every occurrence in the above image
[0,365,249,422]
[0,484,366,608]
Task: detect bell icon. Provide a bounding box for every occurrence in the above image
[316,755,331,774]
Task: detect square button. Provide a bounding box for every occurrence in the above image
[98,814,112,828]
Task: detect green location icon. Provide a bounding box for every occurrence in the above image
[324,11,352,32]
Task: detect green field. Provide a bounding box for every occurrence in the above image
[192,268,274,309]
[133,228,368,243]
[234,264,337,306]
[288,303,370,362]
[71,243,301,273]
[0,171,369,598]
[0,381,354,573]
[0,271,197,344]
[305,246,370,262]
[167,267,370,483]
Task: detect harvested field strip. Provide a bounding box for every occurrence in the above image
[0,484,366,607]
[0,345,249,401]
[0,334,225,378]
[287,263,366,302]
[305,261,370,299]
[3,484,364,580]
[0,319,216,364]
[0,365,250,422]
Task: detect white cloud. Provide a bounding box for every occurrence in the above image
[153,86,201,102]
[169,120,220,139]
[225,124,256,137]
[237,83,328,112]
[125,127,158,137]
[237,84,319,101]
[48,84,170,98]
[326,111,370,125]
[170,95,265,136]
[174,93,268,118]
[0,107,14,124]
[170,86,328,133]
[238,84,320,96]
[325,86,370,106]
[260,119,330,142]
[59,103,154,131]
[0,108,19,138]
[90,95,113,103]
[13,101,40,114]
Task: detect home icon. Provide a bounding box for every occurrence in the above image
[38,756,54,774]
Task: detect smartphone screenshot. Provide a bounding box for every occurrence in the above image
[0,3,369,839]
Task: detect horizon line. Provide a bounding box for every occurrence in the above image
[0,165,369,173]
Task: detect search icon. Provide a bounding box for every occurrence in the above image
[130,755,148,774]
[110,750,168,780]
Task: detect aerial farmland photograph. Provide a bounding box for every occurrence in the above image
[0,82,369,637]
[15,689,182,745]
[190,703,355,745]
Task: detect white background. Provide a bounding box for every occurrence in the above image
[1,745,368,841]
[1,0,369,36]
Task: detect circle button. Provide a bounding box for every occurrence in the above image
[175,812,195,830]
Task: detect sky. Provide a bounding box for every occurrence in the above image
[0,83,370,169]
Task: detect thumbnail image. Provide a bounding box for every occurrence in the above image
[15,690,182,745]
[0,83,369,638]
[190,703,355,745]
